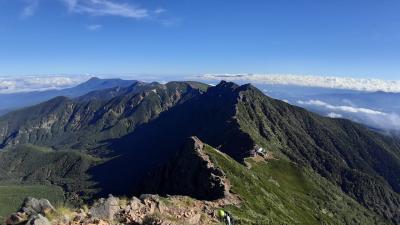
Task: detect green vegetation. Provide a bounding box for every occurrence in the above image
[0,185,64,223]
[234,86,400,223]
[203,145,388,225]
[0,145,98,203]
[0,81,207,152]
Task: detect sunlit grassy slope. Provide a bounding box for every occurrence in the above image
[203,145,388,225]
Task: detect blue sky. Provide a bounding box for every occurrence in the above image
[0,0,399,79]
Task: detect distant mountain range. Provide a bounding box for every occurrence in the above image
[0,77,137,116]
[0,79,399,224]
[3,77,399,132]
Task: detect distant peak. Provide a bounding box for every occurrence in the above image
[213,81,258,93]
[87,77,101,82]
[215,80,239,89]
[77,77,102,86]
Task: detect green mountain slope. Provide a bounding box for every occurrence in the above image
[233,84,400,223]
[0,81,208,153]
[0,145,98,202]
[203,142,388,225]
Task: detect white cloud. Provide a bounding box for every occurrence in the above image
[297,100,386,115]
[327,112,343,118]
[62,0,148,19]
[297,99,400,130]
[19,0,171,26]
[21,0,39,18]
[201,74,400,93]
[0,75,90,93]
[87,24,103,31]
[365,112,400,131]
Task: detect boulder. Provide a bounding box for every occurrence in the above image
[21,198,55,216]
[5,198,54,225]
[89,195,120,221]
[128,197,143,211]
[26,214,51,225]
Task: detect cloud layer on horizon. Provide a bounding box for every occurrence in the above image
[201,74,400,93]
[297,99,400,131]
[0,75,90,93]
[297,99,386,115]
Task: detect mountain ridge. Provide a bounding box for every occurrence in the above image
[0,77,138,116]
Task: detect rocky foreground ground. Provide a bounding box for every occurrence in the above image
[4,194,229,225]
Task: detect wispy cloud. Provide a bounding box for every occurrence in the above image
[87,24,103,31]
[19,0,173,26]
[21,0,39,18]
[62,0,148,19]
[201,74,400,93]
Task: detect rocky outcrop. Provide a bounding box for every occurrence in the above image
[89,195,120,221]
[7,195,221,225]
[5,198,54,225]
[26,214,51,225]
[136,137,232,201]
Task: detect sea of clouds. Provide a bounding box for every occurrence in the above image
[0,75,91,93]
[201,74,400,93]
[296,99,400,131]
[4,73,400,94]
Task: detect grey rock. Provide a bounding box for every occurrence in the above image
[5,212,28,225]
[21,198,55,216]
[139,194,159,201]
[129,197,143,211]
[26,214,51,225]
[89,195,120,221]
